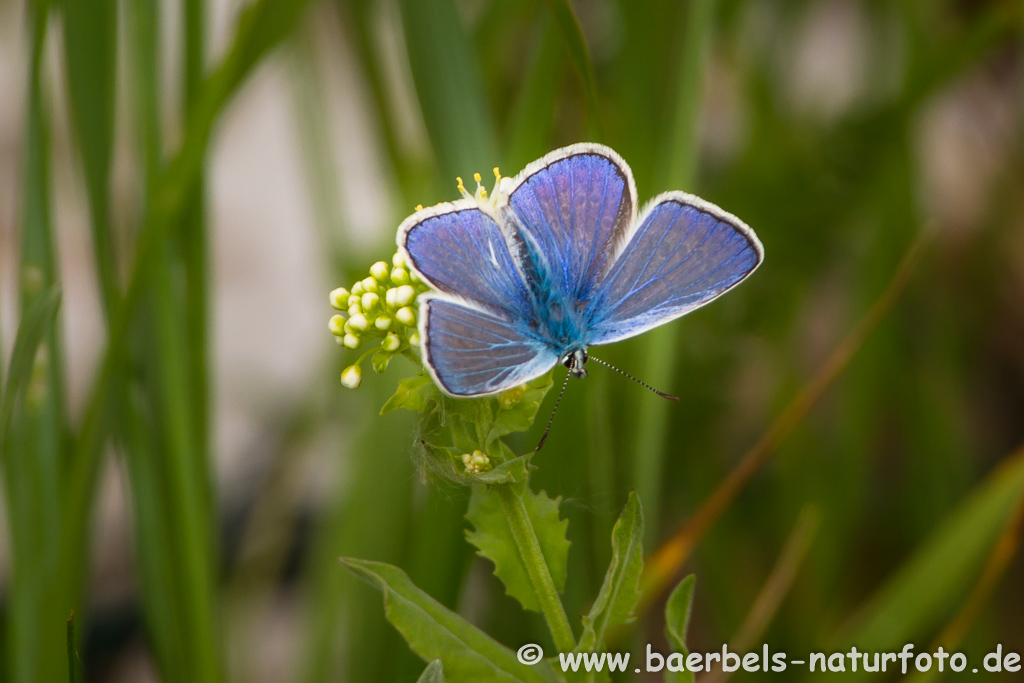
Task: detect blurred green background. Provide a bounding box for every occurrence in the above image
[0,0,1023,681]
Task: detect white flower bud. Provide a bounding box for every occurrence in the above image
[330,288,350,310]
[351,282,364,296]
[361,292,380,311]
[349,304,361,318]
[385,288,399,308]
[347,313,369,332]
[390,268,410,285]
[381,332,401,351]
[361,277,378,293]
[343,334,361,349]
[341,364,362,389]
[409,332,420,347]
[375,315,393,330]
[348,294,361,308]
[395,285,417,307]
[392,252,405,269]
[396,307,416,326]
[370,261,390,281]
[328,315,346,336]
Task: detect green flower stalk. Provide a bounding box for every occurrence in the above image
[328,252,430,387]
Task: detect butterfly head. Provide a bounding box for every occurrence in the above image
[562,348,588,379]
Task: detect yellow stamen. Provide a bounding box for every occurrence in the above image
[415,204,423,211]
[493,167,501,182]
[473,172,482,184]
[456,177,466,194]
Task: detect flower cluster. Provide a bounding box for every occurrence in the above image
[328,251,430,388]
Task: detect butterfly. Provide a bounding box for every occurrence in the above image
[397,143,763,403]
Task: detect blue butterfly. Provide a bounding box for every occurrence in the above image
[397,143,763,400]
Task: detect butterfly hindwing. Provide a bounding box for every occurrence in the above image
[585,192,763,345]
[420,296,559,397]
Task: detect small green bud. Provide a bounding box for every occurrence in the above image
[409,332,420,346]
[330,288,350,310]
[370,261,390,281]
[409,269,422,284]
[390,267,410,285]
[395,285,417,307]
[328,314,346,336]
[396,306,416,326]
[381,332,401,352]
[375,315,393,331]
[351,281,365,296]
[392,252,405,268]
[361,277,378,293]
[385,288,398,309]
[341,364,362,389]
[348,304,361,318]
[347,313,369,332]
[361,292,380,311]
[343,334,361,349]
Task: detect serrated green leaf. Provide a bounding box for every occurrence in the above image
[488,372,554,441]
[665,575,696,683]
[340,558,559,683]
[578,492,644,652]
[417,659,444,683]
[465,485,570,613]
[471,455,532,485]
[381,373,441,415]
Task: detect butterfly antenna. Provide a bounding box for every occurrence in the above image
[588,355,680,401]
[535,371,572,451]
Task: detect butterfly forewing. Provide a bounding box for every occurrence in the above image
[399,203,533,321]
[505,144,636,303]
[585,193,763,345]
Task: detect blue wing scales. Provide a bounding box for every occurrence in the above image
[585,193,763,345]
[420,296,559,396]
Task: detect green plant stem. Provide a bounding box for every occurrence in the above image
[494,484,576,653]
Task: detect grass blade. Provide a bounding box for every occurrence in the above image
[540,0,602,139]
[61,0,118,313]
[505,17,563,172]
[630,0,718,549]
[397,0,499,182]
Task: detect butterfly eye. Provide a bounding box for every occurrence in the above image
[561,355,573,369]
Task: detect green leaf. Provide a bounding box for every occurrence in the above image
[0,286,61,447]
[488,372,555,441]
[833,450,1024,683]
[471,455,532,485]
[465,484,570,613]
[664,576,696,683]
[381,374,442,415]
[340,558,559,683]
[578,492,644,651]
[417,660,444,683]
[372,349,395,374]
